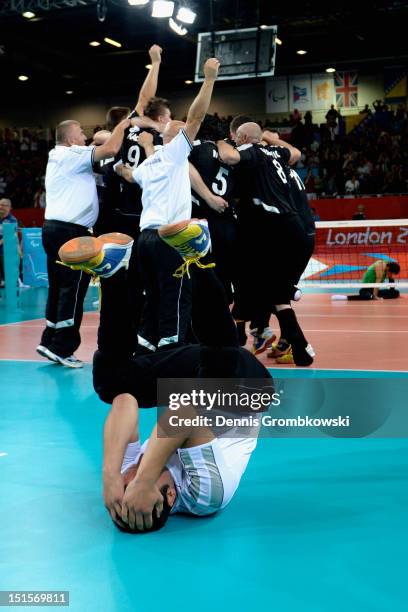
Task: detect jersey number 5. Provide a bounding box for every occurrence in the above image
[212,167,229,196]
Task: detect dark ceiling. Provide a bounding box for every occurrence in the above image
[1,0,408,105]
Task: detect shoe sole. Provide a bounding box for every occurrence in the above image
[98,232,133,246]
[59,236,104,264]
[54,355,84,368]
[36,345,58,362]
[158,218,203,239]
[59,233,133,265]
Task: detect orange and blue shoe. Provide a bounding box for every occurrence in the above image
[158,219,215,278]
[58,232,134,278]
[250,328,277,356]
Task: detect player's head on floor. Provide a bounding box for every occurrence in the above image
[163,119,186,144]
[235,122,263,147]
[386,261,400,279]
[229,114,253,141]
[144,96,172,128]
[55,120,87,147]
[117,463,177,534]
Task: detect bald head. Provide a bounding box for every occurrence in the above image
[55,120,86,147]
[163,119,186,144]
[236,122,263,147]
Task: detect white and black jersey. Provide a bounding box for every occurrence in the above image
[288,168,315,236]
[119,112,163,216]
[236,144,297,217]
[189,140,235,219]
[93,154,120,206]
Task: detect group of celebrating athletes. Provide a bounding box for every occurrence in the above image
[41,44,317,533]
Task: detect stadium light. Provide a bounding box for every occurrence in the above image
[297,50,307,55]
[145,63,152,69]
[22,11,35,19]
[176,6,196,24]
[152,1,174,18]
[18,75,29,81]
[184,80,193,84]
[326,67,336,73]
[89,41,101,47]
[104,37,122,48]
[65,90,74,95]
[169,17,187,35]
[275,37,282,45]
[128,0,149,5]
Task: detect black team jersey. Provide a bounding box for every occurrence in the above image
[93,154,121,235]
[236,143,298,220]
[288,168,316,236]
[189,140,235,219]
[119,113,163,216]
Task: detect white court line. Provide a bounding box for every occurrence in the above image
[0,357,405,374]
[299,314,408,319]
[0,452,8,457]
[304,329,408,333]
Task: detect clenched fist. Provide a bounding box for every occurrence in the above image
[204,58,220,81]
[149,44,162,64]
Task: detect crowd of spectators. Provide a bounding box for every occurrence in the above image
[282,101,408,197]
[1,100,407,209]
[0,128,48,209]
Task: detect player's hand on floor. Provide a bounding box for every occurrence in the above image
[103,473,126,527]
[121,480,164,531]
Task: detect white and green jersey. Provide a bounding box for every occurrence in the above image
[121,435,258,516]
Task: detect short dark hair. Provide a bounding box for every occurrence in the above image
[387,261,400,274]
[106,106,130,130]
[229,114,253,135]
[114,485,172,534]
[144,97,170,120]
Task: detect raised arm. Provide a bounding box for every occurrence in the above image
[93,118,130,162]
[189,162,228,212]
[262,130,301,165]
[184,58,220,142]
[135,44,162,116]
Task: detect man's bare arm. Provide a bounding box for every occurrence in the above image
[93,118,130,162]
[103,393,139,524]
[138,131,155,158]
[135,45,162,115]
[189,162,228,212]
[216,140,241,165]
[262,130,301,165]
[184,58,220,143]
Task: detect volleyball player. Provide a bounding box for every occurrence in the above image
[189,117,237,302]
[217,122,315,367]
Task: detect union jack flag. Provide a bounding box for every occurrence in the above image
[335,71,358,108]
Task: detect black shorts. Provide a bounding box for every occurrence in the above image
[93,344,271,405]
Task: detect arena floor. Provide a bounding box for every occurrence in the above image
[0,287,407,611]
